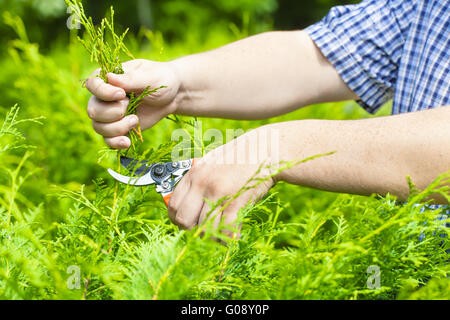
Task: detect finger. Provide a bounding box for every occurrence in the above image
[221,202,244,239]
[167,174,192,223]
[197,198,223,227]
[210,208,225,244]
[198,194,246,239]
[174,188,205,230]
[196,199,229,244]
[212,208,224,231]
[103,136,131,149]
[197,197,212,226]
[136,104,173,130]
[87,96,129,123]
[106,73,136,93]
[107,59,153,94]
[121,59,144,73]
[92,114,139,137]
[86,75,126,102]
[102,60,145,92]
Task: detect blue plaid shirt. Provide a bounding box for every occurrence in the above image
[306,0,449,220]
[306,0,449,115]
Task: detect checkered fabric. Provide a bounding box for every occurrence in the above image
[305,0,449,218]
[306,0,449,115]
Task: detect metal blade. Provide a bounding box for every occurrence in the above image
[120,156,151,176]
[107,168,156,186]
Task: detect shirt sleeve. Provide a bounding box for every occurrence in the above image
[305,0,406,114]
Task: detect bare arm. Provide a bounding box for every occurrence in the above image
[85,31,357,148]
[273,106,450,204]
[83,29,449,232]
[171,30,358,119]
[166,106,450,230]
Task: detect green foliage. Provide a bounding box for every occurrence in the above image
[0,2,448,301]
[0,0,66,18]
[0,103,448,299]
[66,0,166,153]
[0,0,359,52]
[66,1,133,81]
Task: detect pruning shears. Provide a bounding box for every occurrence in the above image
[107,156,196,206]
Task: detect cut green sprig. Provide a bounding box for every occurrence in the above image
[66,0,165,152]
[127,85,167,149]
[67,0,132,81]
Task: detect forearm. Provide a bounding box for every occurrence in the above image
[272,106,450,204]
[170,31,357,120]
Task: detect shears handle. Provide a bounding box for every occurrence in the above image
[160,158,198,207]
[162,193,173,207]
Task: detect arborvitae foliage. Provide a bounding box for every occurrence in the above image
[0,107,448,299]
[66,0,166,154]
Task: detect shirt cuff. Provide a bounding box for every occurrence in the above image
[305,22,393,114]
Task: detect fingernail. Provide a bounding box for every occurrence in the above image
[107,73,118,80]
[120,139,129,148]
[114,91,125,100]
[121,97,129,106]
[128,116,138,127]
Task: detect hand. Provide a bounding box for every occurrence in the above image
[167,128,276,237]
[85,59,181,149]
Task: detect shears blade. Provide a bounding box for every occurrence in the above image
[107,168,156,186]
[120,156,151,176]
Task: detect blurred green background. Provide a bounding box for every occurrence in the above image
[0,0,359,50]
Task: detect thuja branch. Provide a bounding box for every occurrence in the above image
[127,85,167,147]
[66,0,165,151]
[66,1,132,80]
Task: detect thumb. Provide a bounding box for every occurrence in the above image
[106,72,141,93]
